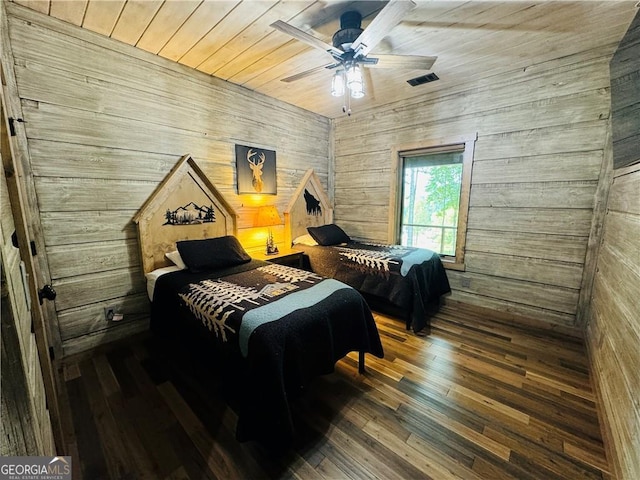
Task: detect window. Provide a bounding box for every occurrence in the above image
[400,147,463,255]
[392,134,476,270]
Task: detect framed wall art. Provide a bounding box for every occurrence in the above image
[235,144,277,195]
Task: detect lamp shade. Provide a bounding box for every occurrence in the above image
[346,64,364,99]
[331,70,345,97]
[254,205,281,227]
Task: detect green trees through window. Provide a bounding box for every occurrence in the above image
[400,150,464,256]
[393,133,476,270]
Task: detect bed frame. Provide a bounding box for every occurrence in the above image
[133,154,238,274]
[283,169,333,247]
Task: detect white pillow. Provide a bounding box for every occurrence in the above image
[145,265,182,300]
[292,233,318,246]
[165,250,187,269]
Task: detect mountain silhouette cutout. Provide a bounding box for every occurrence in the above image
[164,202,216,225]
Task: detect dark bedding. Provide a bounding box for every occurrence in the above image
[150,259,383,444]
[293,242,451,333]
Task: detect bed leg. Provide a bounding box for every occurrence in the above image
[358,351,365,374]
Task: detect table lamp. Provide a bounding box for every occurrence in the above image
[254,205,281,255]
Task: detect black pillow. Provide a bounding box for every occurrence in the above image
[176,235,251,272]
[307,224,351,246]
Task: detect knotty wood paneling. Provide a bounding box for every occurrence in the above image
[334,47,616,328]
[5,5,331,356]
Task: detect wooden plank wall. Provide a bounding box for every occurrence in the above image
[585,11,640,479]
[610,10,640,169]
[1,151,55,456]
[5,4,331,356]
[333,45,618,330]
[586,166,640,480]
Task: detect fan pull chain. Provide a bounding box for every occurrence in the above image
[344,91,352,116]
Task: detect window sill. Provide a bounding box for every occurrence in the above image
[441,259,465,271]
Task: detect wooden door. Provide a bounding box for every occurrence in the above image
[1,12,64,450]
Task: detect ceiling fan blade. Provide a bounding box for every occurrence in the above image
[280,63,337,83]
[365,54,437,70]
[351,0,417,58]
[271,20,344,59]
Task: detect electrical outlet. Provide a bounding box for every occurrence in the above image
[104,306,116,321]
[461,277,471,288]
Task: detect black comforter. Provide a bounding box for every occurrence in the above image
[150,260,383,444]
[294,242,451,333]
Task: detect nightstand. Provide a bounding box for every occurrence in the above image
[253,248,304,268]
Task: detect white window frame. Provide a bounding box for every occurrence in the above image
[389,133,477,271]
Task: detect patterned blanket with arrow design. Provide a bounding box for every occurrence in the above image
[294,242,451,333]
[150,259,383,444]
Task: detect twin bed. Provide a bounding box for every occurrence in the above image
[284,170,451,334]
[134,157,449,444]
[134,156,383,444]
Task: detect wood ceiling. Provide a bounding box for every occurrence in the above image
[10,0,638,119]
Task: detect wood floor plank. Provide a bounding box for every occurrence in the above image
[418,345,601,438]
[563,440,611,474]
[65,377,110,479]
[358,369,512,462]
[525,370,595,401]
[164,465,191,480]
[446,384,531,424]
[434,315,591,382]
[366,415,486,480]
[92,354,121,396]
[158,382,247,480]
[315,456,349,479]
[471,456,528,480]
[485,424,605,480]
[302,408,420,480]
[77,359,138,479]
[60,306,610,479]
[164,423,217,480]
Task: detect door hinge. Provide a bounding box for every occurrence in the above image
[10,233,37,256]
[7,117,25,137]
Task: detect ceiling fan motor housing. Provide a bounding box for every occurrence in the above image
[332,11,363,51]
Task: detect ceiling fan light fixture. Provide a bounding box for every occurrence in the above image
[272,1,435,115]
[346,64,362,87]
[346,64,364,98]
[349,80,365,99]
[331,70,345,97]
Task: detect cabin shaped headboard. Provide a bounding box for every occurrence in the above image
[133,154,237,274]
[284,169,333,247]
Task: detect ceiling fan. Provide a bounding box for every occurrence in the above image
[270,0,437,114]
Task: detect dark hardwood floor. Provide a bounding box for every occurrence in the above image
[59,303,611,479]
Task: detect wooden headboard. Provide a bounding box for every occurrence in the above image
[133,154,237,274]
[284,169,333,247]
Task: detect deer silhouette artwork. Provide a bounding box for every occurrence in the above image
[247,149,266,193]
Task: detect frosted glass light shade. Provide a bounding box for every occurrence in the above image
[331,70,345,97]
